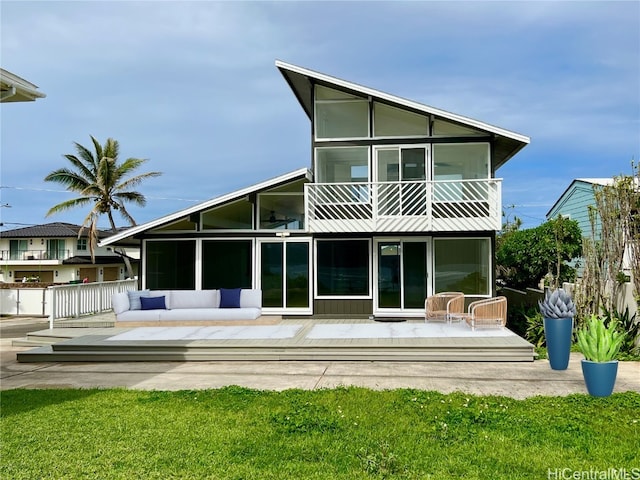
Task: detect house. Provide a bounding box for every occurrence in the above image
[547,177,638,273]
[100,61,530,318]
[1,68,46,102]
[0,222,138,284]
[546,178,615,239]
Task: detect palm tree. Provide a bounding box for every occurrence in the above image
[44,136,161,277]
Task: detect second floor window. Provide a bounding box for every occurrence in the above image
[77,238,88,251]
[315,85,368,139]
[315,146,369,183]
[47,239,66,260]
[9,240,28,260]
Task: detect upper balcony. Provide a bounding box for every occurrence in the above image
[0,249,71,263]
[305,178,502,233]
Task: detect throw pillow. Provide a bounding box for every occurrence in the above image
[127,290,150,310]
[220,288,241,308]
[140,295,166,310]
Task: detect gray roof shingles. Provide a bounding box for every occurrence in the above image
[0,222,112,239]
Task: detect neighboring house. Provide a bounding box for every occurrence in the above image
[547,178,636,273]
[0,68,46,102]
[546,178,614,239]
[0,223,138,283]
[101,61,530,318]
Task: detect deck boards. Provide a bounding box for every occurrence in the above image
[16,318,535,363]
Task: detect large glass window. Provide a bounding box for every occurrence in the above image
[377,241,427,309]
[9,240,28,260]
[146,240,196,290]
[376,147,427,215]
[433,143,489,181]
[261,242,310,309]
[261,243,283,307]
[432,119,485,137]
[403,242,427,308]
[258,193,304,230]
[374,102,429,137]
[315,147,369,183]
[317,240,369,296]
[315,85,368,139]
[46,239,66,260]
[434,238,490,295]
[378,243,400,308]
[433,143,489,202]
[202,240,252,289]
[201,200,252,230]
[286,242,310,308]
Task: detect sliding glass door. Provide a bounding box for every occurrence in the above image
[259,240,311,314]
[375,146,428,216]
[375,239,429,314]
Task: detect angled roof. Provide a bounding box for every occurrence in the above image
[546,177,637,217]
[575,178,614,186]
[0,222,112,239]
[276,60,530,169]
[1,68,46,103]
[100,167,313,246]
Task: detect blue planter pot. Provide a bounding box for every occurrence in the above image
[581,360,618,397]
[543,317,573,370]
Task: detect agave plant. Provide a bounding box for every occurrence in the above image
[538,288,576,319]
[576,315,626,362]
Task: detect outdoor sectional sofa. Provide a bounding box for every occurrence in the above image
[111,288,268,327]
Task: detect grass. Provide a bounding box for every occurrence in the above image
[2,387,639,479]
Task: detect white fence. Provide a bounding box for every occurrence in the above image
[0,287,49,317]
[48,279,137,328]
[0,279,138,326]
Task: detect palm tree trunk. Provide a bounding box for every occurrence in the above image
[107,212,135,279]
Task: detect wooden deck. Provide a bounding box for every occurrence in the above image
[16,319,535,363]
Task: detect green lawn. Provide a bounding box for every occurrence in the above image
[2,387,638,479]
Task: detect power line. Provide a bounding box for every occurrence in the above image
[0,186,204,202]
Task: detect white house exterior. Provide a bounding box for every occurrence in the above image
[0,223,137,284]
[101,61,530,318]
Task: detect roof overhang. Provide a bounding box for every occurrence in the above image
[276,60,530,169]
[0,69,46,103]
[99,167,313,247]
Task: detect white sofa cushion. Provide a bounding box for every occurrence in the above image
[158,307,261,321]
[116,309,163,322]
[127,290,150,310]
[169,290,217,309]
[113,289,262,322]
[148,291,173,308]
[112,292,130,315]
[240,290,262,309]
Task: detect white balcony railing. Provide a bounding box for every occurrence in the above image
[0,249,71,261]
[305,178,502,233]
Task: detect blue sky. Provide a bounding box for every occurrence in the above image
[1,1,639,231]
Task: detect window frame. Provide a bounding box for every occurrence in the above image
[314,238,372,299]
[372,101,430,139]
[432,236,492,297]
[314,85,370,141]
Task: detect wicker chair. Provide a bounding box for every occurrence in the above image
[425,292,465,323]
[466,296,507,330]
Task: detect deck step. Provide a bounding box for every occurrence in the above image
[17,338,534,363]
[17,348,534,363]
[14,321,536,363]
[11,338,59,347]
